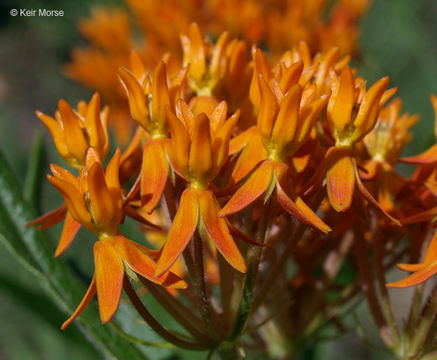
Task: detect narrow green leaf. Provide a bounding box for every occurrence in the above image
[0,149,148,360]
[23,130,45,210]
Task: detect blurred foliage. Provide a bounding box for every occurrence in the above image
[0,0,436,359]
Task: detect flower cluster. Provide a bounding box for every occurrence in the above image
[29,12,437,360]
[64,0,370,143]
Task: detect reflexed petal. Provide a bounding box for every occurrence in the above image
[94,240,124,323]
[386,261,437,288]
[189,113,212,179]
[275,163,331,234]
[229,126,257,155]
[141,140,168,213]
[221,161,274,217]
[26,204,67,230]
[326,150,355,212]
[199,191,247,273]
[354,161,401,226]
[156,189,199,276]
[401,144,437,165]
[209,101,227,133]
[55,212,81,257]
[61,276,96,330]
[231,130,267,184]
[113,236,187,289]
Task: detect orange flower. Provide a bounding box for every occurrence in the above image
[48,148,186,328]
[61,234,187,329]
[156,100,247,275]
[222,69,331,234]
[37,93,109,170]
[312,66,399,221]
[181,23,229,96]
[118,58,187,212]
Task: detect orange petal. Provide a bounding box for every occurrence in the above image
[47,175,91,226]
[55,212,81,257]
[231,130,267,184]
[386,261,437,288]
[94,240,124,323]
[326,150,355,212]
[327,66,355,133]
[199,191,247,273]
[257,74,278,143]
[229,126,257,155]
[113,236,187,289]
[166,107,189,175]
[275,163,331,234]
[271,84,301,154]
[26,204,67,230]
[189,113,212,179]
[354,161,401,226]
[141,140,169,213]
[87,162,116,230]
[156,188,199,276]
[221,161,274,217]
[84,93,107,158]
[152,61,170,130]
[186,23,206,82]
[36,110,68,159]
[212,110,240,174]
[58,100,88,165]
[354,76,389,137]
[400,144,437,164]
[209,101,227,133]
[118,67,149,129]
[61,276,96,330]
[279,61,303,94]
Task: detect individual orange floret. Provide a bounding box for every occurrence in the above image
[48,148,186,329]
[155,100,247,276]
[118,56,188,213]
[221,66,331,234]
[36,93,109,170]
[309,66,399,225]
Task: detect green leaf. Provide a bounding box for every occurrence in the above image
[23,131,45,210]
[0,149,148,360]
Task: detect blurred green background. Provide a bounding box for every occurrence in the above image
[0,0,436,359]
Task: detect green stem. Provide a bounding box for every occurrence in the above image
[123,277,213,350]
[140,277,209,341]
[407,286,437,358]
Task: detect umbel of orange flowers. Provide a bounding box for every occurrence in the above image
[28,22,437,359]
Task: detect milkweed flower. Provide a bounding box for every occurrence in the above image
[222,51,331,234]
[156,99,247,276]
[48,147,186,328]
[36,92,109,170]
[118,57,187,213]
[28,93,110,255]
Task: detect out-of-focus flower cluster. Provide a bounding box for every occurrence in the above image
[65,0,370,143]
[28,3,437,358]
